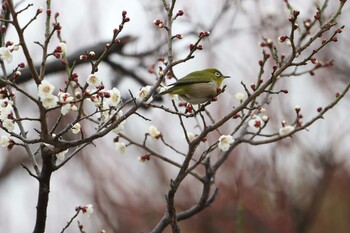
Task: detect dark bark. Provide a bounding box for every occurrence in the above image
[33,146,56,233]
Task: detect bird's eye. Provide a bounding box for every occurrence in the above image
[214,72,221,77]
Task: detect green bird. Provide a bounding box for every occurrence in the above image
[158,68,230,104]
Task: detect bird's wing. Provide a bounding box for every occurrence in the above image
[169,71,213,86]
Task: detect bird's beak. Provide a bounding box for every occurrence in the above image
[223,75,231,79]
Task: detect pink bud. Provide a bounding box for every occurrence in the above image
[175,34,183,39]
[314,11,320,20]
[80,54,88,60]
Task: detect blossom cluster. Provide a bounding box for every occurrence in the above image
[0,89,15,149]
[0,46,127,153]
[0,47,13,63]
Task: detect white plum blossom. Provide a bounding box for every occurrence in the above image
[113,124,125,134]
[100,102,110,123]
[58,92,74,103]
[60,104,71,115]
[112,110,126,134]
[262,115,269,122]
[138,85,153,103]
[70,104,78,112]
[12,45,20,51]
[0,100,14,120]
[87,74,101,87]
[56,149,68,161]
[148,125,161,139]
[234,92,245,101]
[38,80,58,108]
[41,95,58,109]
[248,115,263,132]
[259,107,266,113]
[2,119,14,132]
[0,135,11,148]
[71,123,81,134]
[57,42,67,55]
[218,135,235,152]
[14,70,21,78]
[106,88,121,107]
[0,47,13,63]
[60,103,78,115]
[115,142,126,154]
[90,94,100,106]
[279,125,295,136]
[186,132,196,142]
[81,204,94,217]
[38,80,55,99]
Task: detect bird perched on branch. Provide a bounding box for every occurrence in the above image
[157,68,230,104]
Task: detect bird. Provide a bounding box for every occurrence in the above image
[157,68,230,104]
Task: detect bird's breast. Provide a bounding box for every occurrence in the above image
[179,81,219,104]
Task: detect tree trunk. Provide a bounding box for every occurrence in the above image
[33,147,55,233]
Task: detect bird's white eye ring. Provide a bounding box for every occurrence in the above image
[214,72,221,77]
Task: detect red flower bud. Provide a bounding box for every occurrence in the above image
[71,73,79,81]
[250,83,256,91]
[293,10,300,18]
[336,28,343,33]
[122,10,127,17]
[314,11,320,20]
[18,63,25,68]
[233,113,241,119]
[176,10,184,17]
[175,34,183,39]
[196,44,203,50]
